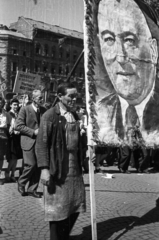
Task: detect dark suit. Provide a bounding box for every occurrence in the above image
[15,104,46,192]
[97,91,159,145]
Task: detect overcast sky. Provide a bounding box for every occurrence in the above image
[0,0,84,32]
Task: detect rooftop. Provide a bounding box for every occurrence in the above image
[0,29,30,40]
[13,17,83,40]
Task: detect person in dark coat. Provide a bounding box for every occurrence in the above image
[36,83,86,240]
[15,90,46,197]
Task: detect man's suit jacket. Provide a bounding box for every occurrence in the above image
[15,104,46,151]
[96,91,159,147]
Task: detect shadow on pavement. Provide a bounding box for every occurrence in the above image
[101,169,120,174]
[71,207,159,240]
[84,184,90,187]
[101,169,140,174]
[0,227,3,234]
[102,168,159,174]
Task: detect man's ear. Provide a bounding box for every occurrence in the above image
[150,38,158,64]
[57,93,62,100]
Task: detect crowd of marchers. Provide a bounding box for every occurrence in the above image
[0,84,87,240]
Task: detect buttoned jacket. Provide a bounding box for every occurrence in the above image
[15,104,46,150]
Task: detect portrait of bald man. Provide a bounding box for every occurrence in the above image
[91,0,159,147]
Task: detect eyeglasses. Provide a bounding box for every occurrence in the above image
[35,97,43,101]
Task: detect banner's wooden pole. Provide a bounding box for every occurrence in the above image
[88,144,97,240]
[22,94,26,107]
[83,0,97,237]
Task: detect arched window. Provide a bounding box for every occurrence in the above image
[35,42,41,55]
[59,47,63,59]
[59,65,62,74]
[51,46,56,58]
[66,49,70,60]
[44,44,49,56]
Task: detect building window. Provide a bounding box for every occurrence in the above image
[51,64,55,74]
[22,65,26,72]
[12,48,17,55]
[44,44,49,56]
[35,61,41,72]
[51,46,56,58]
[11,62,17,72]
[43,62,48,72]
[35,43,41,55]
[66,49,70,60]
[73,50,77,62]
[59,65,62,74]
[23,50,26,57]
[59,48,63,59]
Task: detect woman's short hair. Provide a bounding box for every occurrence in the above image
[10,98,19,105]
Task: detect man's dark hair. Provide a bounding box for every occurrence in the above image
[57,82,76,96]
[10,98,19,105]
[0,97,5,107]
[76,106,80,112]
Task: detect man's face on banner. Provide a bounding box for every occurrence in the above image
[98,0,158,105]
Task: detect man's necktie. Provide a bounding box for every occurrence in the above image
[125,105,139,128]
[36,108,40,125]
[125,105,144,147]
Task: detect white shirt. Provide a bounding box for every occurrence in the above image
[32,103,38,112]
[59,102,75,123]
[10,109,18,118]
[0,110,9,128]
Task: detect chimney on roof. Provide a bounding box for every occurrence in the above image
[0,25,9,30]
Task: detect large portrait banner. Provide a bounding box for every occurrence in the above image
[84,0,159,148]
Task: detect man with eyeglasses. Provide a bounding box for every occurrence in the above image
[15,90,46,197]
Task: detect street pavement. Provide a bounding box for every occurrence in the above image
[0,163,159,240]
